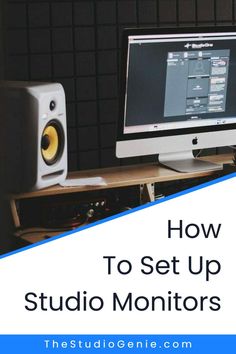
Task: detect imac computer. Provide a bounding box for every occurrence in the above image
[116,27,236,172]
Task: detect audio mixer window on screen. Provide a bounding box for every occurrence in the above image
[164,49,230,118]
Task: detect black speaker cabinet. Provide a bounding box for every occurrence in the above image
[0,81,68,192]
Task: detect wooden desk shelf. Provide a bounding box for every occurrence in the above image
[9,154,234,243]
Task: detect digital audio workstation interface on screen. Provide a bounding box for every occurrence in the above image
[164,49,230,117]
[123,34,236,135]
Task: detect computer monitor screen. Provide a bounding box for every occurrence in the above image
[116,27,236,172]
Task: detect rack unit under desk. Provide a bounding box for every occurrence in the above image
[9,153,234,244]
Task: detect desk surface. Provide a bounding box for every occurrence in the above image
[11,153,233,200]
[13,153,234,244]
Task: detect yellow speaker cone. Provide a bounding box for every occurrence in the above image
[41,123,61,165]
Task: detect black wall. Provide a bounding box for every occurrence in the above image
[3,0,235,171]
[0,0,5,79]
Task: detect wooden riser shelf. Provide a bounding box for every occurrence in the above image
[8,154,234,244]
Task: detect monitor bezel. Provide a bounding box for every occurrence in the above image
[117,25,236,143]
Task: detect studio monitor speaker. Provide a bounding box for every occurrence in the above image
[0,81,67,192]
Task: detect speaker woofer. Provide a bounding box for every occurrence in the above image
[41,120,64,165]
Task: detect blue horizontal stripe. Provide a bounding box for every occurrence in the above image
[0,335,235,353]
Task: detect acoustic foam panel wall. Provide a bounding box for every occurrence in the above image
[4,0,235,171]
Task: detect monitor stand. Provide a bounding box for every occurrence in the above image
[158,151,223,173]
